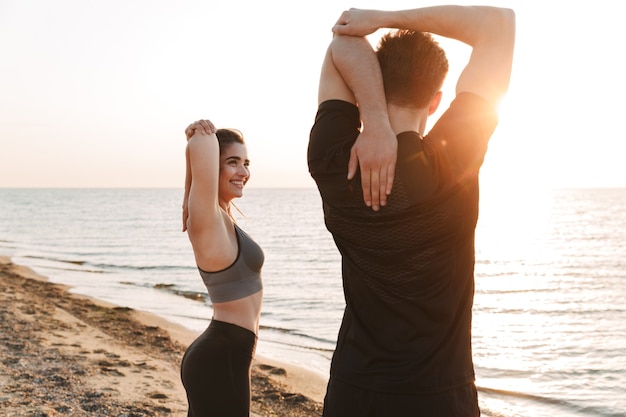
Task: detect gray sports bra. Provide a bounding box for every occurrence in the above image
[197,223,264,303]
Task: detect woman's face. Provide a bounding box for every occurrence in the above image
[218,142,250,205]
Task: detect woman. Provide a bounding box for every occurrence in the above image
[180,119,263,416]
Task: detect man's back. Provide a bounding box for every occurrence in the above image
[308,91,497,392]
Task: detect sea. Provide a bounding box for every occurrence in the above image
[0,187,624,417]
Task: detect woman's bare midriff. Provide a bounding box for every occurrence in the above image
[211,290,263,334]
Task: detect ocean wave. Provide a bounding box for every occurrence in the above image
[30,265,106,274]
[106,264,188,271]
[23,255,87,266]
[124,281,208,303]
[259,324,335,350]
[260,335,335,354]
[478,387,625,417]
[19,255,105,274]
[20,254,192,273]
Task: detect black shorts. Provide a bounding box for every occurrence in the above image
[322,377,480,417]
[180,319,257,417]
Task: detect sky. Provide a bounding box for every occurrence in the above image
[1,0,624,190]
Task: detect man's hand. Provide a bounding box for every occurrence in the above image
[348,125,397,211]
[333,9,384,37]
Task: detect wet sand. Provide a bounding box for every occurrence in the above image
[0,256,324,416]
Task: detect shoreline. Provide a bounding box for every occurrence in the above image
[0,255,325,416]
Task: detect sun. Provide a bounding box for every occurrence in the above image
[478,87,554,193]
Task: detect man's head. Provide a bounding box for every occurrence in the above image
[376,30,448,110]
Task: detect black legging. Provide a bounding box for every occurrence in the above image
[181,319,257,417]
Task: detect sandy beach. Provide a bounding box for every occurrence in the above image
[0,256,325,416]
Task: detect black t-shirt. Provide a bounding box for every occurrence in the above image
[307,93,498,393]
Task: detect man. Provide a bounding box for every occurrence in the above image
[307,6,515,417]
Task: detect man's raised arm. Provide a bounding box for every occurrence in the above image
[333,6,516,108]
[318,33,397,211]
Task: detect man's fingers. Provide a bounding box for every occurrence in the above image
[361,168,382,211]
[360,169,372,208]
[385,163,395,196]
[363,166,395,210]
[350,141,397,211]
[378,169,388,207]
[369,170,381,211]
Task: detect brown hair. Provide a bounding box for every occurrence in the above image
[376,30,449,109]
[215,128,245,152]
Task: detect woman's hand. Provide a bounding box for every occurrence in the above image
[185,119,217,140]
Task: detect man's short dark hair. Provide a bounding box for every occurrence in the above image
[376,30,449,109]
